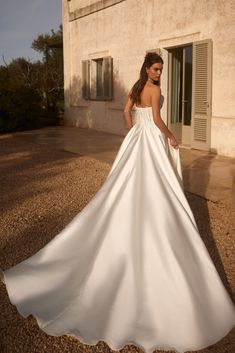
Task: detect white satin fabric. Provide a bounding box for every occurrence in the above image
[2,106,235,353]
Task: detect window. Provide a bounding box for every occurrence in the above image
[82,56,113,101]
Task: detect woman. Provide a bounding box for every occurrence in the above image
[1,53,235,353]
[123,52,178,149]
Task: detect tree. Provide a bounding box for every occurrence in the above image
[31,25,63,110]
[0,57,43,91]
[0,24,64,133]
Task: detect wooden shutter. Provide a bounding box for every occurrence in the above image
[82,60,90,100]
[191,39,212,150]
[103,56,113,100]
[90,59,97,100]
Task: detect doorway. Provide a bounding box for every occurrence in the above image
[168,45,192,145]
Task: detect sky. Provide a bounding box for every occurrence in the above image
[0,0,62,65]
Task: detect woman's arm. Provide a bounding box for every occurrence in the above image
[151,86,179,149]
[123,93,134,130]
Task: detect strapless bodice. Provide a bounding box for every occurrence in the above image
[133,106,155,125]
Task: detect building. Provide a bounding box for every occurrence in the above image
[62,0,235,157]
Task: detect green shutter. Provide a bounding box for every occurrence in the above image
[191,39,212,150]
[103,56,113,100]
[82,60,90,100]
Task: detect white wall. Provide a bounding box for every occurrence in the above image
[63,0,235,156]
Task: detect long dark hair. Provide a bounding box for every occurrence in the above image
[130,52,164,105]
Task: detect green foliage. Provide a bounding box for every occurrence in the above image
[0,87,43,132]
[31,25,63,55]
[0,57,44,92]
[0,25,64,133]
[31,25,63,110]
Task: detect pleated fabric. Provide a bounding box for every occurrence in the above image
[2,106,235,353]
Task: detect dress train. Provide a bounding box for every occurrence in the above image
[1,106,235,353]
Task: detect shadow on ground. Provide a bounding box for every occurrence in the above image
[183,151,234,303]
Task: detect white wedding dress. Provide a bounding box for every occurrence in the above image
[1,106,235,353]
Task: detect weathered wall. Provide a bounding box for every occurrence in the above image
[63,0,235,157]
[69,0,99,13]
[211,117,235,156]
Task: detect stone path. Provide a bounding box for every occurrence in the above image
[5,126,234,207]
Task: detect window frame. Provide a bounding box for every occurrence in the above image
[82,56,113,101]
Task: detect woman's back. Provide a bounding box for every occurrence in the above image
[136,82,158,108]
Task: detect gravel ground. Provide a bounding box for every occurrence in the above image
[0,136,234,353]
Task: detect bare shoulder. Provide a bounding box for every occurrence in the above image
[149,85,160,96]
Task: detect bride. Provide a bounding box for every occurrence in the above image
[1,52,235,353]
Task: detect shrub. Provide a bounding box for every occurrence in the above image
[0,87,44,133]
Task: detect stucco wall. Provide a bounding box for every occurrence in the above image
[211,117,235,156]
[68,0,100,13]
[63,0,235,157]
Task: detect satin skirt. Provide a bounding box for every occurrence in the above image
[2,107,235,353]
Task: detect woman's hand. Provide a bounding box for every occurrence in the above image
[150,87,179,147]
[169,135,179,149]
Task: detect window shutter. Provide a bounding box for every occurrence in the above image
[191,39,212,150]
[82,60,90,100]
[90,59,97,100]
[103,56,113,100]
